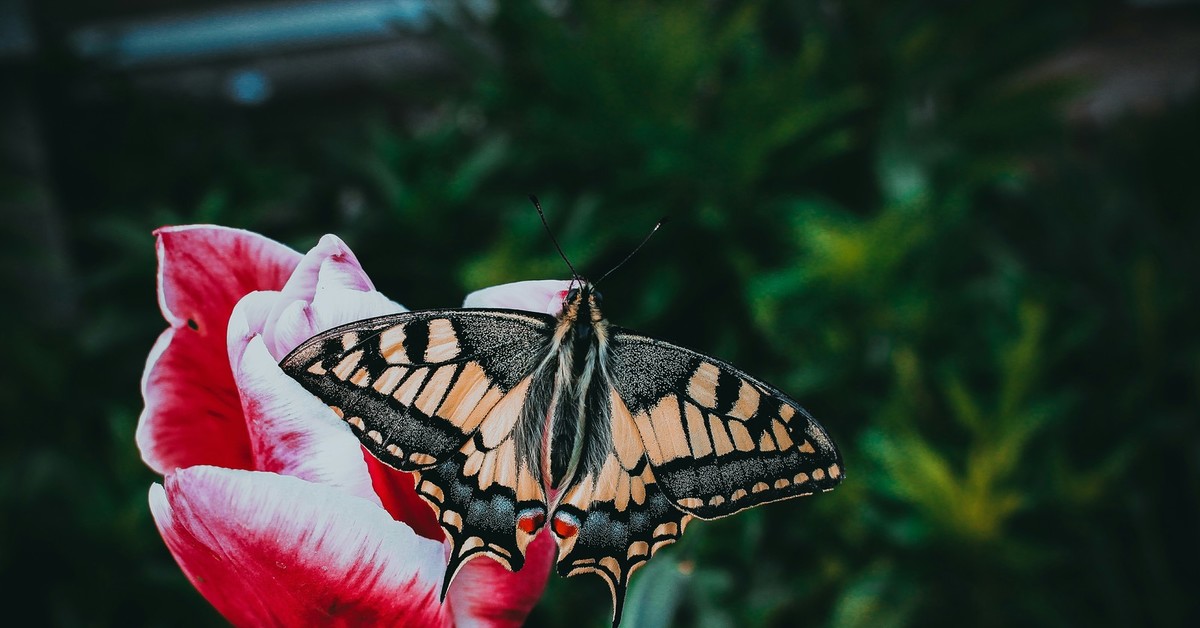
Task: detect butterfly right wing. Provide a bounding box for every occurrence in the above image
[607,329,844,520]
[279,308,556,590]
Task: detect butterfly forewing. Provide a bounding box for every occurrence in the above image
[607,330,844,520]
[279,309,557,591]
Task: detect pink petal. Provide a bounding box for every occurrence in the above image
[138,226,301,474]
[228,297,381,504]
[261,236,406,360]
[462,280,575,317]
[155,225,301,331]
[448,531,556,627]
[150,467,452,628]
[279,234,376,300]
[364,455,445,542]
[137,325,252,473]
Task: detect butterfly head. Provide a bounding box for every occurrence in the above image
[562,281,605,325]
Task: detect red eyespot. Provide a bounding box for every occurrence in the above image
[552,513,579,538]
[517,511,545,534]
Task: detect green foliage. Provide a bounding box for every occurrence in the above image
[4,0,1199,626]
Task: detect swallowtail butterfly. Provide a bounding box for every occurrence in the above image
[280,220,843,626]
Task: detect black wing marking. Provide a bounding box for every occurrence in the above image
[279,308,556,592]
[607,328,843,520]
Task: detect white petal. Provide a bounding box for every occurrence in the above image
[462,279,576,316]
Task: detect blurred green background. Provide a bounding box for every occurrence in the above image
[3,0,1199,626]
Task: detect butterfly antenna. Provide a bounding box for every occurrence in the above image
[530,195,581,282]
[594,216,669,286]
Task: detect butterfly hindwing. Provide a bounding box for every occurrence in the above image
[608,329,844,520]
[548,386,690,627]
[279,309,556,591]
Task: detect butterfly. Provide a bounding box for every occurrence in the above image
[279,243,843,627]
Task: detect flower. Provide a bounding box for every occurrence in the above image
[137,225,563,626]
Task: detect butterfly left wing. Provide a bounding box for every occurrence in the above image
[279,309,556,592]
[607,328,844,520]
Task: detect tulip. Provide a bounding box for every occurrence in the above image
[138,225,560,626]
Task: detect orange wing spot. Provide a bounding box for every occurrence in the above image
[424,319,461,362]
[685,403,713,458]
[436,362,490,424]
[419,480,444,503]
[828,463,841,479]
[728,380,760,421]
[463,450,485,476]
[634,411,666,466]
[372,366,406,395]
[751,482,769,493]
[642,405,677,458]
[392,367,428,405]
[728,421,755,452]
[774,478,790,490]
[348,368,371,387]
[630,475,647,505]
[441,509,463,531]
[366,429,383,444]
[708,495,725,507]
[552,513,579,538]
[793,472,810,484]
[476,448,498,489]
[609,391,645,470]
[379,324,407,363]
[479,378,531,449]
[331,350,364,380]
[306,362,327,375]
[799,440,816,454]
[517,465,542,502]
[709,415,735,455]
[731,488,748,501]
[414,365,456,416]
[772,420,794,450]
[778,403,796,423]
[652,521,679,538]
[687,362,721,409]
[812,468,826,481]
[758,432,777,452]
[409,452,436,466]
[340,332,360,351]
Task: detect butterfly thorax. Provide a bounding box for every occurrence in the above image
[544,283,612,495]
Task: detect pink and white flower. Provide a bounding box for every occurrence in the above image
[137,225,566,626]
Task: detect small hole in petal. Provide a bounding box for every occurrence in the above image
[187,318,200,331]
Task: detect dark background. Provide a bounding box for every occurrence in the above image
[2,0,1199,626]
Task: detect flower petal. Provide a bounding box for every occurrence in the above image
[364,455,445,541]
[155,225,301,331]
[462,280,575,317]
[261,235,406,360]
[150,467,452,628]
[138,226,301,474]
[448,531,556,627]
[137,324,251,473]
[228,295,381,504]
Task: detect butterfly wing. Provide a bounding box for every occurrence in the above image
[607,328,843,520]
[551,388,691,627]
[279,309,556,591]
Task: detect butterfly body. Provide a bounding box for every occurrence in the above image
[280,281,842,626]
